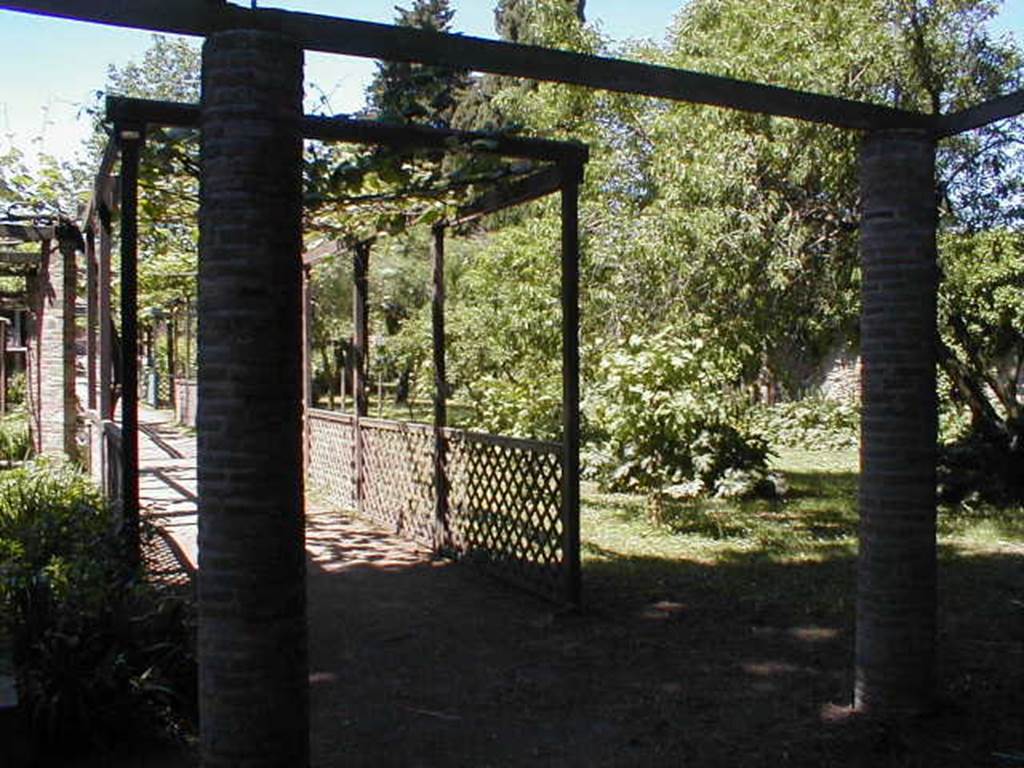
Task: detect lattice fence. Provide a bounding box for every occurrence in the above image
[306,409,571,603]
[446,430,565,599]
[360,418,436,546]
[307,409,355,509]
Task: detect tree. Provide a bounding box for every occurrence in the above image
[99,35,201,316]
[365,0,467,127]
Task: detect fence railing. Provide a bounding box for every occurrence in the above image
[174,379,197,427]
[84,410,124,525]
[307,408,572,603]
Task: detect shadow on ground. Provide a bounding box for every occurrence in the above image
[305,510,1023,768]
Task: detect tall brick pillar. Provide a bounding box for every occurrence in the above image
[855,130,938,716]
[198,31,308,767]
[37,238,77,457]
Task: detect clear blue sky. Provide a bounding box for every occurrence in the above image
[0,0,1021,166]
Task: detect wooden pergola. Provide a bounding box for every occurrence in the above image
[0,218,80,458]
[97,93,587,604]
[2,2,1022,765]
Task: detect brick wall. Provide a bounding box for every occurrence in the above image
[37,239,77,457]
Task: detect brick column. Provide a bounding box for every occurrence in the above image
[198,31,308,767]
[856,130,938,716]
[37,237,77,457]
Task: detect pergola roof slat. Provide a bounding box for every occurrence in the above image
[0,251,42,267]
[0,224,55,242]
[106,96,588,163]
[935,89,1024,138]
[5,0,934,132]
[453,165,563,225]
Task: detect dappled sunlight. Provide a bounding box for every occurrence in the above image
[305,508,435,574]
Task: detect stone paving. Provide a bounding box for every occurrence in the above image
[138,407,198,585]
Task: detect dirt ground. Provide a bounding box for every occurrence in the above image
[304,510,1022,767]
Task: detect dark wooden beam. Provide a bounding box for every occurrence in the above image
[560,163,582,607]
[82,137,119,230]
[352,241,370,521]
[934,89,1024,138]
[0,224,55,242]
[4,1,933,130]
[0,251,42,267]
[85,229,98,411]
[118,125,143,568]
[106,96,587,163]
[453,166,563,225]
[431,225,449,553]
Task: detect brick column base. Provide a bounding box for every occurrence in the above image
[198,30,308,767]
[855,130,938,717]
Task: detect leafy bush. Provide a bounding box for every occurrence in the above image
[0,409,32,465]
[0,460,195,757]
[939,429,1024,505]
[750,397,860,451]
[6,371,26,407]
[585,330,772,497]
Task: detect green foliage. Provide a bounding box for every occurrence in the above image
[445,215,564,438]
[366,0,467,128]
[0,460,195,756]
[0,410,32,466]
[939,229,1024,430]
[99,36,202,316]
[6,370,26,407]
[751,397,860,451]
[585,329,771,495]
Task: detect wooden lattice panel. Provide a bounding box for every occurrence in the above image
[307,410,355,509]
[305,413,569,603]
[445,430,564,600]
[359,418,436,547]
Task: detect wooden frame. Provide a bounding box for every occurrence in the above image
[3,0,1022,138]
[0,0,929,130]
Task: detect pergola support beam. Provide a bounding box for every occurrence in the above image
[431,225,449,552]
[560,164,582,607]
[935,88,1024,138]
[117,124,143,566]
[105,96,586,163]
[0,0,936,131]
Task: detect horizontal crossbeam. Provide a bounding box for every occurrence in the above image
[453,165,564,225]
[934,89,1024,138]
[0,224,54,242]
[106,96,588,163]
[0,251,41,266]
[3,0,935,131]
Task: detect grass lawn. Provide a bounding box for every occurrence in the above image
[576,447,1023,766]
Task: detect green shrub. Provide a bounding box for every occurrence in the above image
[939,429,1024,505]
[6,370,26,407]
[0,409,32,465]
[0,460,195,757]
[585,330,772,496]
[750,397,860,451]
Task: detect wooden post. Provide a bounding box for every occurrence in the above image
[85,227,98,411]
[301,264,312,475]
[167,312,176,408]
[431,224,449,551]
[0,318,8,417]
[184,296,193,380]
[560,163,582,607]
[119,124,143,568]
[353,241,370,516]
[99,201,113,420]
